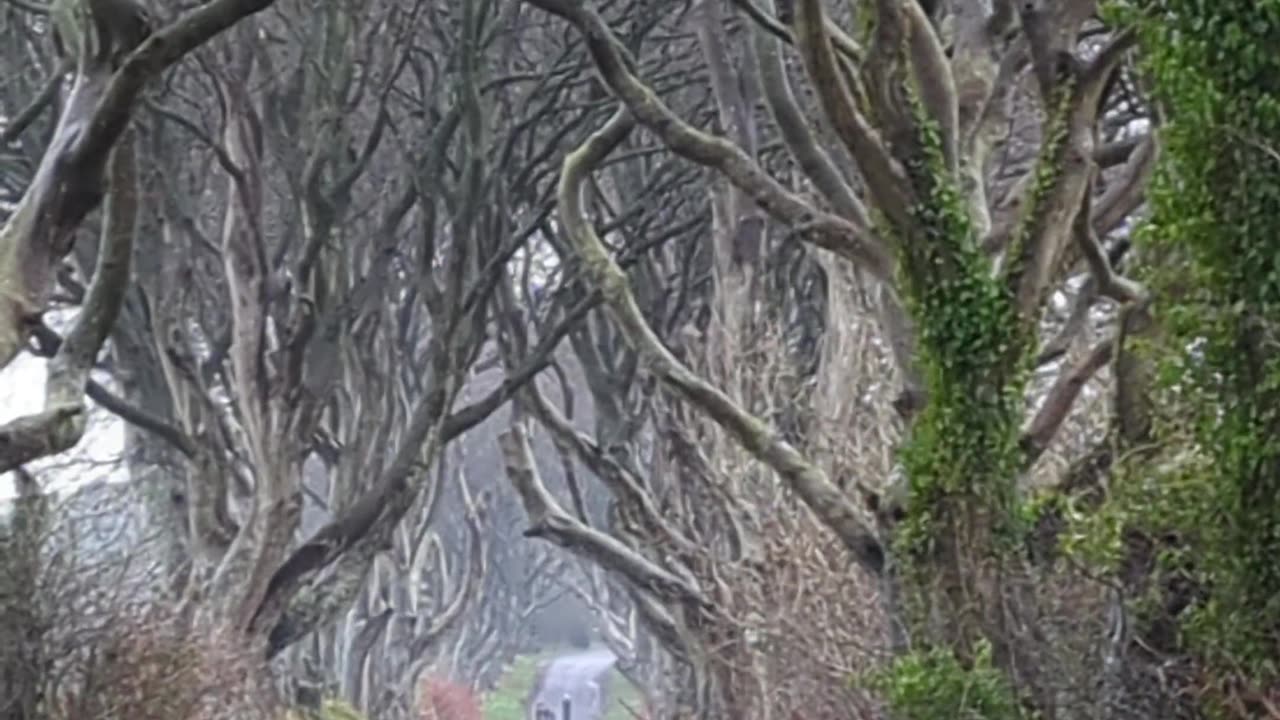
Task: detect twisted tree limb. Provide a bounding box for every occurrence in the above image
[519,0,894,281]
[554,106,886,574]
[499,423,710,607]
[0,0,287,371]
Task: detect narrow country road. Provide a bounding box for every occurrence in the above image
[528,648,617,720]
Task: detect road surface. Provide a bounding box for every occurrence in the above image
[528,648,617,720]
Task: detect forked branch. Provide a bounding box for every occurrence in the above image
[0,131,138,473]
[0,0,287,372]
[556,106,886,574]
[519,0,894,280]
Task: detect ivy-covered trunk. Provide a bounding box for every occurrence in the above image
[890,107,1027,666]
[875,63,1042,720]
[807,5,1100,718]
[1123,0,1280,711]
[525,0,1151,716]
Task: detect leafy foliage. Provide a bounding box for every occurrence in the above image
[1108,0,1280,697]
[867,640,1027,720]
[895,75,1027,575]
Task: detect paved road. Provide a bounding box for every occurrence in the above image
[528,649,617,720]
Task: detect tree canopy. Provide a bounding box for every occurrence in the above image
[1,0,1278,718]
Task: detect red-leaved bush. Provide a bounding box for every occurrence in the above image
[418,675,482,720]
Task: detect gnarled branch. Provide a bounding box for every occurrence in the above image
[555,106,886,574]
[0,0,287,371]
[0,129,137,472]
[519,0,894,281]
[499,423,710,607]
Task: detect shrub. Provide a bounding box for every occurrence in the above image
[47,606,278,720]
[1,482,279,720]
[866,640,1025,720]
[419,675,483,720]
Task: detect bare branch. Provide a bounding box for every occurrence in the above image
[0,0,287,370]
[1093,133,1156,234]
[499,423,710,607]
[556,106,885,574]
[1002,28,1138,336]
[728,0,867,71]
[791,0,912,229]
[24,321,200,457]
[751,25,866,225]
[523,383,698,556]
[442,294,597,441]
[519,0,894,280]
[0,59,70,146]
[404,485,489,662]
[1020,335,1114,465]
[1074,189,1144,305]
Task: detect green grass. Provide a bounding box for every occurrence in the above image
[483,651,552,720]
[600,666,644,720]
[482,648,645,720]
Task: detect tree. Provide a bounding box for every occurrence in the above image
[2,0,703,714]
[7,0,1278,717]
[0,0,286,466]
[1082,1,1280,714]
[505,0,1159,717]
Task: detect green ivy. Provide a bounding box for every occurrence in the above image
[866,640,1029,720]
[892,87,1028,563]
[868,65,1033,718]
[1108,0,1280,691]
